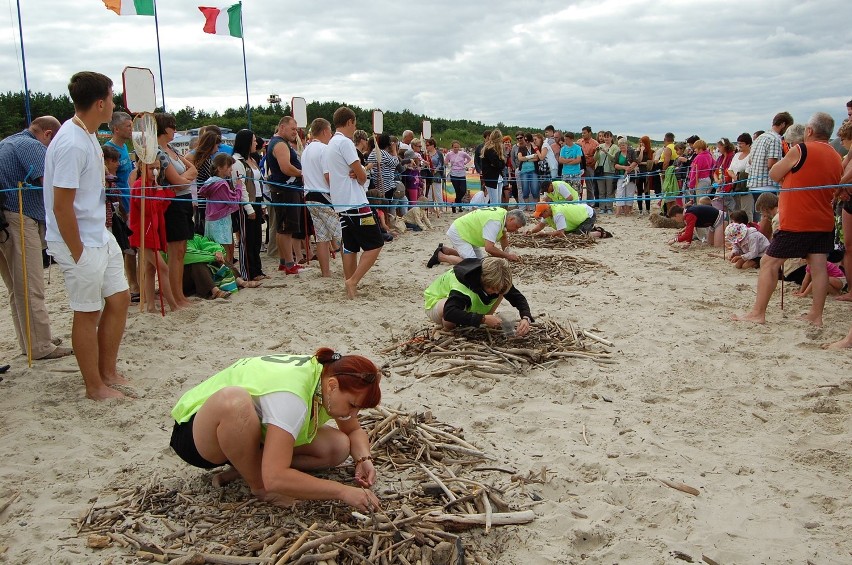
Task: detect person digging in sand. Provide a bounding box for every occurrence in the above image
[170,348,382,512]
[526,202,610,239]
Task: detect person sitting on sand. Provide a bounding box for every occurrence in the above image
[725,222,769,269]
[169,348,382,512]
[424,257,532,336]
[527,202,608,239]
[401,197,434,232]
[540,179,579,203]
[793,261,846,297]
[667,204,724,248]
[427,207,526,267]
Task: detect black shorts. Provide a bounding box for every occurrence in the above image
[767,230,834,259]
[339,209,384,253]
[164,195,195,242]
[111,214,131,252]
[169,414,225,470]
[270,189,303,235]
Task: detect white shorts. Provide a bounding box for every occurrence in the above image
[447,225,486,260]
[47,233,129,312]
[426,299,447,325]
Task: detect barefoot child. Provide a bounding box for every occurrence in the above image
[198,154,241,265]
[793,262,846,297]
[754,192,779,241]
[725,222,769,269]
[667,204,724,248]
[129,160,180,312]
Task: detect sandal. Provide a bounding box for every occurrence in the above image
[211,288,231,299]
[238,279,262,288]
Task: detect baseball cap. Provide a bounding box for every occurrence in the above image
[533,202,550,218]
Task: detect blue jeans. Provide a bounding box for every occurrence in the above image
[519,170,538,201]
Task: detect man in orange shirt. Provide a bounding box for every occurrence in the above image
[733,112,842,327]
[577,126,599,205]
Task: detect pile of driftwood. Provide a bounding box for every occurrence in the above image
[512,254,615,280]
[75,407,534,565]
[649,213,685,229]
[389,319,614,381]
[509,233,596,249]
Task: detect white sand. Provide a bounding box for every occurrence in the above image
[0,211,850,564]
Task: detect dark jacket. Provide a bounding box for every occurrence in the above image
[443,259,533,327]
[480,147,506,188]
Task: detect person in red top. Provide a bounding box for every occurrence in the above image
[129,160,181,313]
[733,112,843,326]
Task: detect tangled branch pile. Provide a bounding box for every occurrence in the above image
[649,213,685,229]
[509,233,597,249]
[512,254,615,280]
[390,319,614,380]
[76,407,535,564]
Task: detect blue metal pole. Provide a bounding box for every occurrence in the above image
[15,0,31,126]
[239,2,251,129]
[153,0,166,111]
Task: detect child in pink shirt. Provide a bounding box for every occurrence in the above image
[794,262,846,297]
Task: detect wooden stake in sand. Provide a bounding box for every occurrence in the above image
[658,479,700,496]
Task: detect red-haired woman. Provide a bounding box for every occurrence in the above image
[635,136,654,215]
[169,348,382,511]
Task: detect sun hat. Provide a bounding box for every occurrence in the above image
[725,222,747,244]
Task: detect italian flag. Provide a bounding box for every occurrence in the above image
[198,4,243,38]
[103,0,155,16]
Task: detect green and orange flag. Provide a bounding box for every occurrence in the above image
[198,4,243,38]
[103,0,155,16]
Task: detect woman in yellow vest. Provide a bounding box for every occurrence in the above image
[427,207,526,267]
[527,202,610,238]
[424,257,533,336]
[169,348,382,512]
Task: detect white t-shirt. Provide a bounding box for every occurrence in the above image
[727,151,750,176]
[469,190,489,205]
[324,132,366,211]
[301,140,329,193]
[482,220,502,244]
[43,120,109,246]
[255,392,308,440]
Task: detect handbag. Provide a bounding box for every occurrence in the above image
[535,155,550,176]
[733,171,749,193]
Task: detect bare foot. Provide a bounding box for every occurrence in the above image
[178,300,193,308]
[212,466,241,487]
[823,338,852,350]
[731,311,766,324]
[800,313,823,327]
[835,292,852,302]
[103,373,130,386]
[344,279,358,299]
[86,386,125,400]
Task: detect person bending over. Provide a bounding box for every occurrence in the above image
[427,207,525,267]
[424,257,532,336]
[667,204,724,248]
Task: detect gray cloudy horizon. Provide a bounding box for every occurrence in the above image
[1,0,849,140]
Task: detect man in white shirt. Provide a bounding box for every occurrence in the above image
[323,107,383,298]
[43,71,130,401]
[398,130,414,152]
[301,118,341,277]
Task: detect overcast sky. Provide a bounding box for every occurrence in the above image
[1,0,849,140]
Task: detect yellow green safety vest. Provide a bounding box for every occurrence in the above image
[544,203,590,232]
[171,355,331,447]
[424,269,494,315]
[549,180,578,202]
[453,207,507,247]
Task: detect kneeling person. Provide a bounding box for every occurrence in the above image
[528,202,603,238]
[424,257,533,336]
[428,207,526,267]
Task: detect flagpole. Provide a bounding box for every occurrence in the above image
[153,0,166,111]
[15,0,31,126]
[238,1,251,129]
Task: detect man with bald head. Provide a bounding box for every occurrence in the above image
[0,116,72,360]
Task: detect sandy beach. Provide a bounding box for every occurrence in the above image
[0,209,850,564]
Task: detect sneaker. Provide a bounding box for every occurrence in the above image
[427,243,443,268]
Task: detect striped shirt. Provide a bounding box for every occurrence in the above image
[0,130,48,221]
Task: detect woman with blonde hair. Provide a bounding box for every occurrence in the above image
[480,129,506,205]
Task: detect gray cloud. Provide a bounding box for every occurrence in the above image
[1,0,849,140]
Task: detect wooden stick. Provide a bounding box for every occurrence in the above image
[480,490,493,535]
[292,550,339,565]
[0,490,20,516]
[658,479,700,496]
[580,330,613,348]
[275,522,317,564]
[419,464,457,502]
[424,510,535,526]
[581,424,589,446]
[200,554,273,565]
